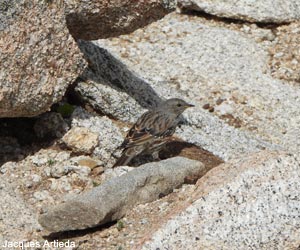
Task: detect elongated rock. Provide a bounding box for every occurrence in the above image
[178,0,300,23]
[38,157,205,232]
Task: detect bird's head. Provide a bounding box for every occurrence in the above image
[162,98,194,115]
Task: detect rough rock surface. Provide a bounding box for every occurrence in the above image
[0,0,21,31]
[38,157,205,232]
[65,0,176,40]
[0,148,96,210]
[141,151,300,250]
[0,1,85,117]
[77,13,285,160]
[0,177,40,244]
[269,22,300,82]
[2,2,300,249]
[62,127,99,154]
[178,0,300,23]
[71,107,124,166]
[76,71,146,123]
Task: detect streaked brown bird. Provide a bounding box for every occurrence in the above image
[113,98,194,167]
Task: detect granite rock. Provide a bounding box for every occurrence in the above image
[70,156,103,169]
[62,127,99,154]
[38,157,205,232]
[0,177,40,244]
[178,0,300,23]
[0,1,85,117]
[77,13,284,160]
[0,0,21,31]
[141,151,300,250]
[30,149,71,167]
[101,166,135,183]
[269,22,300,82]
[71,107,124,166]
[75,72,146,123]
[65,0,176,40]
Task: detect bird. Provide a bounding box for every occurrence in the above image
[113,98,194,167]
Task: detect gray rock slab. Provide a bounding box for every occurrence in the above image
[178,0,300,23]
[38,157,205,232]
[141,151,300,250]
[77,13,284,160]
[75,71,146,123]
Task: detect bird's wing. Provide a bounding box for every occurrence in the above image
[119,110,176,149]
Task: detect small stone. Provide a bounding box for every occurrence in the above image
[50,165,70,178]
[71,156,103,169]
[202,103,210,109]
[241,25,251,33]
[216,98,225,105]
[25,182,33,189]
[62,127,99,154]
[55,151,71,162]
[68,165,91,177]
[50,177,72,192]
[92,166,105,175]
[140,218,148,225]
[100,230,110,238]
[43,167,51,177]
[274,52,284,58]
[33,191,49,201]
[158,202,169,212]
[32,174,42,183]
[215,103,234,115]
[110,228,120,236]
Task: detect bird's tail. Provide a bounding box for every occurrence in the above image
[112,149,135,168]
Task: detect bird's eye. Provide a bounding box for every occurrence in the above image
[177,103,182,107]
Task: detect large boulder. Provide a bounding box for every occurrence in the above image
[65,0,177,40]
[178,0,300,23]
[141,151,300,250]
[76,13,285,160]
[0,1,85,117]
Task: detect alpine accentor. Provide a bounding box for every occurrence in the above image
[113,98,194,167]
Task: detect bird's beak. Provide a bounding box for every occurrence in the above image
[185,103,195,108]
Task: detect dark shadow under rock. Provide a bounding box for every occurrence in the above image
[0,112,68,166]
[121,137,224,171]
[77,40,163,110]
[43,221,115,241]
[65,0,176,40]
[161,138,224,169]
